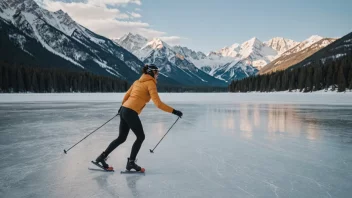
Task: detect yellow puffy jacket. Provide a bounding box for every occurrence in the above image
[122,74,174,115]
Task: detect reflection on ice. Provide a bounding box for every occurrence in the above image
[209,103,324,142]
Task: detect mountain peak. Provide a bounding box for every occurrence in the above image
[264,37,300,55]
[217,42,240,58]
[147,38,169,49]
[54,9,65,15]
[119,32,147,43]
[7,0,39,13]
[307,35,323,41]
[245,37,262,45]
[116,32,149,54]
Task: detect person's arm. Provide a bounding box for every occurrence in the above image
[122,83,134,105]
[147,82,173,113]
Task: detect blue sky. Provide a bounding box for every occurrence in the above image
[41,0,352,53]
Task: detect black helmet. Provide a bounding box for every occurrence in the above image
[147,64,158,73]
[144,63,159,77]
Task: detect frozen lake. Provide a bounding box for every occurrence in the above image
[0,93,352,198]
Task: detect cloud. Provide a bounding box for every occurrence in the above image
[87,0,141,6]
[130,12,141,18]
[159,36,185,46]
[41,0,183,44]
[45,1,130,19]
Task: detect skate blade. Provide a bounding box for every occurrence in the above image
[91,161,114,172]
[120,170,145,174]
[88,168,114,172]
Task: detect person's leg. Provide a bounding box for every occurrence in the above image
[123,108,145,171]
[126,113,145,160]
[95,112,130,168]
[104,116,130,156]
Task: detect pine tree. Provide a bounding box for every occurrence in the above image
[31,72,39,92]
[348,62,352,89]
[332,61,339,90]
[2,66,9,92]
[10,67,17,92]
[255,77,260,91]
[337,63,346,92]
[39,72,45,92]
[17,69,25,92]
[325,63,334,90]
[23,68,31,92]
[268,75,276,91]
[313,66,323,91]
[275,74,281,91]
[298,68,307,92]
[0,65,2,92]
[305,67,313,92]
[262,75,268,92]
[282,71,289,91]
[47,73,54,92]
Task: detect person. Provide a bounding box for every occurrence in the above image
[94,64,183,172]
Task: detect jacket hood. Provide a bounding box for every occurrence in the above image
[139,74,157,84]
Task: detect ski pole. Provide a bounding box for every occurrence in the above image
[150,117,180,153]
[64,113,119,154]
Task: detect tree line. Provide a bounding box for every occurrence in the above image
[229,54,352,92]
[157,85,228,92]
[0,61,128,93]
[1,61,228,93]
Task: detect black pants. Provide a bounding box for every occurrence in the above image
[104,106,145,160]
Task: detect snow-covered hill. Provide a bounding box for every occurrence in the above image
[289,32,352,70]
[259,35,336,74]
[264,37,299,55]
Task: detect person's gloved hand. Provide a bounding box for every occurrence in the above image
[172,109,183,118]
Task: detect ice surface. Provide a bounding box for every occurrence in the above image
[0,93,352,198]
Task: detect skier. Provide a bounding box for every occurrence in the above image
[93,64,183,172]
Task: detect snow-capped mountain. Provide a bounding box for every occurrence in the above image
[264,37,299,55]
[117,34,279,82]
[217,43,241,57]
[172,46,235,74]
[193,37,277,81]
[172,46,206,61]
[167,38,272,81]
[234,37,278,69]
[115,34,226,85]
[135,38,226,86]
[116,33,148,54]
[1,0,194,87]
[259,35,336,74]
[207,37,278,70]
[289,32,352,69]
[116,32,337,82]
[281,35,324,57]
[0,0,145,81]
